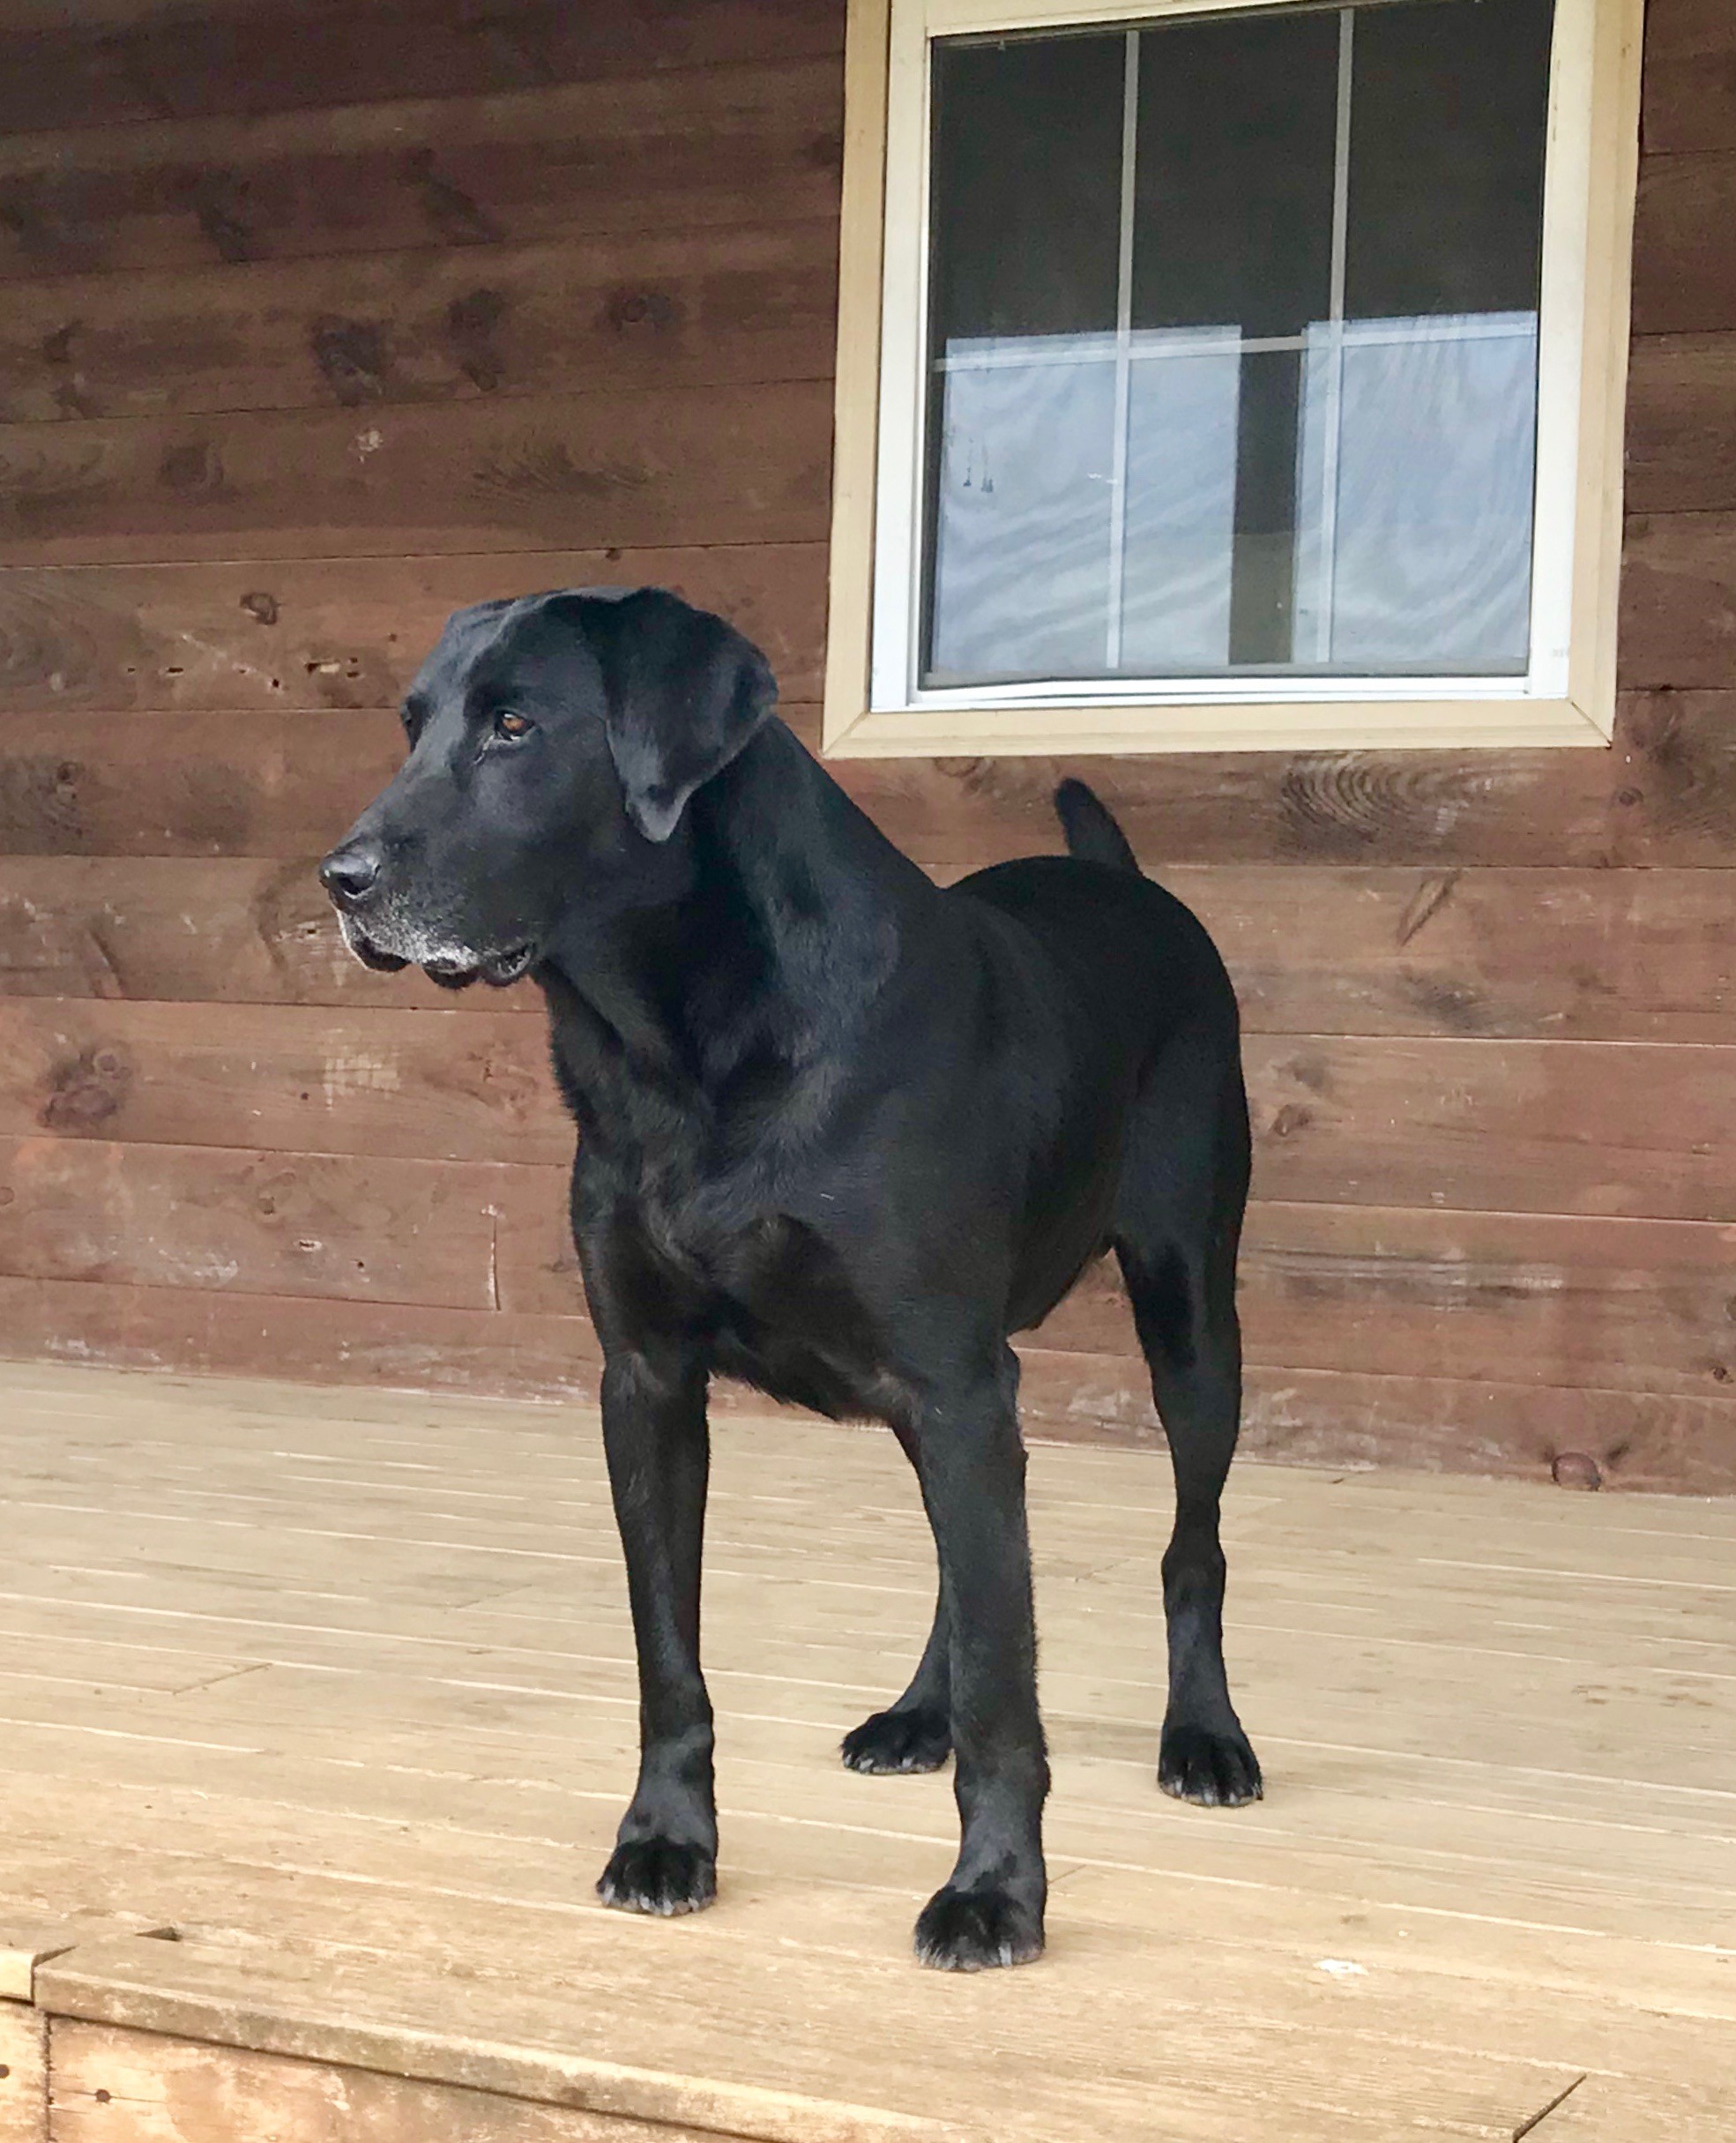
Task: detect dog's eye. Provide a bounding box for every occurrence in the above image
[491,709,534,742]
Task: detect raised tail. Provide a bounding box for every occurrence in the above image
[1054,778,1139,875]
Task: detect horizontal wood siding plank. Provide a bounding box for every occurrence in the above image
[4,691,1730,870]
[1166,862,1736,1044]
[1015,1349,1736,1496]
[494,1170,1736,1403]
[0,1134,510,1309]
[1631,152,1736,336]
[0,60,845,283]
[0,0,844,138]
[1625,335,1736,513]
[1642,0,1736,154]
[1031,1204,1736,1402]
[1243,1034,1736,1222]
[0,1000,570,1165]
[0,222,839,425]
[0,547,829,714]
[0,1272,605,1400]
[4,856,1733,1043]
[0,381,833,565]
[1617,511,1736,690]
[0,856,545,1011]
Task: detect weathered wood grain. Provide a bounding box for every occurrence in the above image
[0,60,844,283]
[50,2021,719,2143]
[0,711,405,857]
[0,2001,45,2143]
[0,0,844,139]
[0,547,828,714]
[0,1135,510,1310]
[0,856,542,1011]
[1643,0,1736,155]
[1625,335,1736,513]
[1032,1203,1736,1404]
[0,1000,569,1164]
[1166,862,1736,1043]
[1631,153,1736,337]
[1242,1034,1736,1222]
[10,690,1714,865]
[0,380,833,566]
[0,222,838,425]
[1615,511,1736,691]
[495,1163,1736,1403]
[4,856,1733,1044]
[0,1273,604,1400]
[1015,1348,1736,1493]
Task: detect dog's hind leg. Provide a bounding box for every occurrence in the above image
[1114,1029,1263,1808]
[840,1422,954,1775]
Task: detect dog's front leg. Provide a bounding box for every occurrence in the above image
[910,1352,1048,1970]
[595,1352,719,1917]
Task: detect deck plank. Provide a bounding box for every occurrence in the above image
[0,1362,1728,2139]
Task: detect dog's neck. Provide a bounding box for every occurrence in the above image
[538,720,935,1124]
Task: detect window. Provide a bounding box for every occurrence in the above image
[824,0,1643,756]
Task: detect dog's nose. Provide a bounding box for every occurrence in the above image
[319,842,384,908]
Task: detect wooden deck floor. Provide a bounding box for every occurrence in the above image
[0,1361,1729,2140]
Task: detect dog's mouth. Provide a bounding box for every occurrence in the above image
[422,941,540,991]
[336,911,538,989]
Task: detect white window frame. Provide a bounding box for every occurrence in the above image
[823,0,1643,758]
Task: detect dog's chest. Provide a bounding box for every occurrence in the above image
[634,1206,902,1425]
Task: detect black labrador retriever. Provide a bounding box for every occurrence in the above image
[320,587,1260,1971]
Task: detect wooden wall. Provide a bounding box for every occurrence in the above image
[0,0,1732,1492]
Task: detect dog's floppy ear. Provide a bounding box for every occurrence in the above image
[577,586,777,843]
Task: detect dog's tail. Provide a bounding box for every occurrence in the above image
[1054,779,1140,875]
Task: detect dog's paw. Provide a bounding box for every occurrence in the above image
[597,1837,717,1916]
[841,1704,952,1775]
[1159,1719,1263,1808]
[913,1885,1044,1971]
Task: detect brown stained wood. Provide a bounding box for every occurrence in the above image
[0,382,832,567]
[4,855,1735,1042]
[495,1165,1736,1408]
[1602,690,1736,863]
[0,711,404,859]
[1166,864,1736,1044]
[0,223,839,426]
[0,1135,512,1310]
[0,548,828,715]
[0,856,543,1012]
[48,2023,721,2143]
[0,0,844,140]
[1036,1203,1736,1403]
[0,1001,569,1165]
[5,696,1727,873]
[0,60,844,285]
[1625,335,1736,512]
[1643,0,1736,154]
[1631,153,1736,336]
[0,1273,602,1400]
[0,2004,44,2143]
[1618,511,1736,691]
[1241,1034,1736,1222]
[1015,1352,1736,1493]
[0,1363,1726,2137]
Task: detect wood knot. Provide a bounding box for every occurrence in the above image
[1550,1452,1602,1491]
[240,591,279,625]
[1268,1103,1312,1139]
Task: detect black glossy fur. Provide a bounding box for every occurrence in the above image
[321,588,1261,1971]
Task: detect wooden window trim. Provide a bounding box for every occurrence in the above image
[823,0,1643,759]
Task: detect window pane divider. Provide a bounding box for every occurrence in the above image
[1104,27,1140,672]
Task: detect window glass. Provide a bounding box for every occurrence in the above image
[920,0,1556,691]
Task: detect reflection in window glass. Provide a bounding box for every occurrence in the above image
[920,0,1555,690]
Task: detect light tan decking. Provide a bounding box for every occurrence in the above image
[0,1361,1729,2141]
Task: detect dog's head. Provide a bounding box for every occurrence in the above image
[318,587,776,988]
